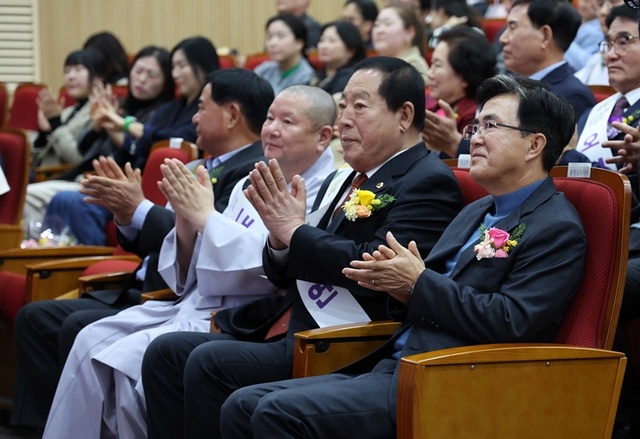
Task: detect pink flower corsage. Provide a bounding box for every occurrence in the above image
[473,224,526,260]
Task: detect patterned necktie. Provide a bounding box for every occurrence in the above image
[608,96,630,139]
[332,173,369,219]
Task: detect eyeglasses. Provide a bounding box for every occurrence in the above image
[624,0,639,10]
[462,121,536,140]
[599,34,639,54]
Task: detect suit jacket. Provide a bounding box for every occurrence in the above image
[214,143,464,374]
[541,62,595,119]
[341,176,587,424]
[87,141,265,305]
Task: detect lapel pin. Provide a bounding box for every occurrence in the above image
[376,182,384,189]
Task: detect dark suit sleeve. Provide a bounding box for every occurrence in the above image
[212,142,265,212]
[567,90,596,122]
[409,195,586,344]
[213,166,251,213]
[281,162,462,298]
[117,205,176,257]
[576,107,591,135]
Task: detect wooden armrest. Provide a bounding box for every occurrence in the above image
[293,321,400,378]
[24,255,140,302]
[26,254,139,272]
[0,245,117,275]
[140,288,179,303]
[397,344,627,439]
[294,321,401,340]
[0,224,22,250]
[78,271,134,294]
[32,163,74,182]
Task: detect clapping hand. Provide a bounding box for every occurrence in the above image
[604,122,640,173]
[243,159,306,249]
[37,88,62,120]
[91,83,122,132]
[158,159,214,233]
[80,156,144,226]
[343,231,425,304]
[422,100,462,157]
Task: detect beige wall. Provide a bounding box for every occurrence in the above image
[37,0,374,90]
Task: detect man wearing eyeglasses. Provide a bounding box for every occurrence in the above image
[577,5,640,170]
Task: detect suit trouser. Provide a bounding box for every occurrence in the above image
[142,332,288,439]
[10,296,122,428]
[221,360,397,439]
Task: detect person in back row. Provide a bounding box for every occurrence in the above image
[82,31,130,86]
[27,45,175,242]
[36,36,218,246]
[372,4,430,83]
[255,14,314,94]
[500,0,596,118]
[312,20,366,96]
[342,0,379,50]
[28,48,106,174]
[275,0,322,48]
[422,0,598,160]
[423,26,497,158]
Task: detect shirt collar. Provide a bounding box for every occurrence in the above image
[205,142,254,170]
[529,60,567,81]
[493,178,545,216]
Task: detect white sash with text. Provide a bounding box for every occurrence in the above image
[297,280,371,327]
[576,94,619,170]
[298,164,371,327]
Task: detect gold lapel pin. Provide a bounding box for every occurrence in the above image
[376,182,384,189]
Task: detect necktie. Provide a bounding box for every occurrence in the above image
[264,307,291,340]
[608,96,630,139]
[332,173,368,219]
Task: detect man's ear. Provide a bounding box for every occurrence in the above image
[539,24,553,50]
[526,132,547,162]
[398,102,415,133]
[226,102,240,129]
[317,124,334,152]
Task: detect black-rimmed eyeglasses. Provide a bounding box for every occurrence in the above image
[599,34,639,54]
[462,121,536,141]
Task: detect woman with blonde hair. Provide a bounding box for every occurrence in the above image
[372,3,430,82]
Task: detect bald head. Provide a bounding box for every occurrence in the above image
[280,85,337,129]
